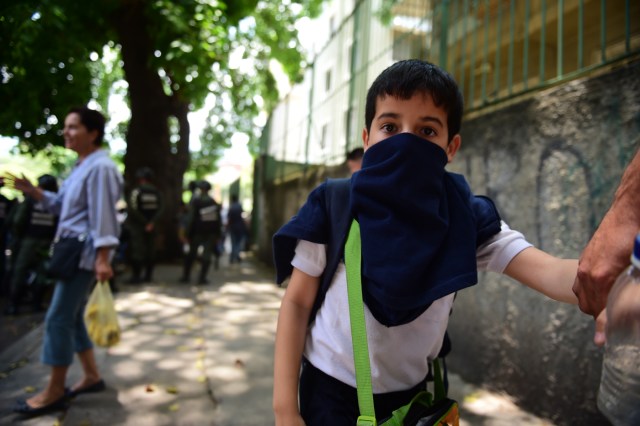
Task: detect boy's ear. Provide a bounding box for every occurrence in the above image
[362,128,370,150]
[446,134,461,163]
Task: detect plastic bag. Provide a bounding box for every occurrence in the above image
[84,281,121,347]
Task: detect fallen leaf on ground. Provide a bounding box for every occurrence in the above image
[166,386,179,394]
[197,375,207,383]
[23,386,36,393]
[168,403,180,412]
[234,359,245,368]
[177,345,189,352]
[145,384,156,392]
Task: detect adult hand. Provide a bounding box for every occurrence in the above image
[95,257,114,282]
[4,172,34,194]
[573,212,636,317]
[95,247,114,282]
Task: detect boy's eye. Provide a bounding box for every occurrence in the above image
[420,127,436,137]
[381,123,397,132]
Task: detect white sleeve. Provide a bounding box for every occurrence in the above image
[291,239,327,277]
[476,221,533,273]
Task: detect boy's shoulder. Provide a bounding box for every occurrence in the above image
[273,179,344,284]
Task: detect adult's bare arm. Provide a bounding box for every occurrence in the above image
[573,149,640,317]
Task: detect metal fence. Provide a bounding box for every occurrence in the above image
[260,0,640,184]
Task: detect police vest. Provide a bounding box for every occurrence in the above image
[193,197,221,235]
[134,186,161,221]
[26,201,58,240]
[0,195,10,228]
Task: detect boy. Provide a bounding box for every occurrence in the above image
[272,59,578,425]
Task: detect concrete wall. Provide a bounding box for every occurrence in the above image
[447,60,640,426]
[256,59,640,424]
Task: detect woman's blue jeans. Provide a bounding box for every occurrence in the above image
[41,269,95,366]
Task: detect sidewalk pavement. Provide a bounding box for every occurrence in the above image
[0,256,555,425]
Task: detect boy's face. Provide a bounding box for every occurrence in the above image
[362,93,461,163]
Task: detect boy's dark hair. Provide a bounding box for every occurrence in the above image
[346,147,364,161]
[365,59,463,142]
[68,106,106,145]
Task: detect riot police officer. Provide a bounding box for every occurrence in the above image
[179,180,222,284]
[4,174,59,315]
[126,167,164,283]
[0,177,15,297]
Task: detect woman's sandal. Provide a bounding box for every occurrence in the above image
[66,379,106,398]
[13,395,70,417]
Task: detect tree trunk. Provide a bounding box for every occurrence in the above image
[113,1,189,259]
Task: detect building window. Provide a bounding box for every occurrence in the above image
[329,15,336,36]
[325,69,332,92]
[320,123,328,151]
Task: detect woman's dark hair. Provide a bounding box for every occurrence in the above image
[364,59,464,142]
[68,106,106,145]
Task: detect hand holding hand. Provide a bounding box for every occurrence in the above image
[573,212,636,317]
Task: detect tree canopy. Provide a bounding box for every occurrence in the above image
[1,0,324,257]
[1,0,323,162]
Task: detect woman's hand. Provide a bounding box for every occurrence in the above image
[4,172,42,200]
[95,247,114,282]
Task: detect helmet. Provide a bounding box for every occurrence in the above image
[37,174,58,192]
[135,167,154,181]
[196,180,212,191]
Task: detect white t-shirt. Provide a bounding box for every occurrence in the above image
[291,221,532,393]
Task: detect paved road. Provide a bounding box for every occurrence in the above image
[0,256,555,425]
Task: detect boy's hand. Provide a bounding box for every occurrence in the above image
[594,309,607,347]
[274,412,306,426]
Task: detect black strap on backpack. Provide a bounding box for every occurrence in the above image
[309,178,352,323]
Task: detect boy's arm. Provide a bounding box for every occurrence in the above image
[273,267,319,425]
[503,247,578,304]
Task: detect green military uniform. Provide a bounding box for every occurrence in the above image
[126,179,164,283]
[0,191,15,298]
[179,181,222,284]
[5,196,58,315]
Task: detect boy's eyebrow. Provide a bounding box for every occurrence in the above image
[376,112,444,127]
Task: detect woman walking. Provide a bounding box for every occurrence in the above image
[7,106,122,416]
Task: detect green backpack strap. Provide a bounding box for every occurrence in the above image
[345,220,449,426]
[345,220,377,426]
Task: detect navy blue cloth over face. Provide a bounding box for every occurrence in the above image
[351,133,483,326]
